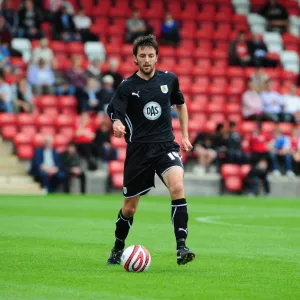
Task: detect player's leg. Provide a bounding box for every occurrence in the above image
[162,166,195,265]
[107,195,140,265]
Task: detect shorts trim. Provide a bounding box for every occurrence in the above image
[123,186,154,198]
[161,165,184,177]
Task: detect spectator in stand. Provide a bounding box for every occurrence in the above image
[73,112,98,170]
[32,38,54,67]
[291,125,300,175]
[75,77,101,113]
[29,135,66,194]
[28,58,55,95]
[0,71,12,112]
[18,0,42,40]
[260,79,283,122]
[250,122,271,163]
[1,0,18,35]
[212,123,228,169]
[242,78,264,121]
[125,9,147,43]
[248,33,277,68]
[282,84,300,123]
[244,159,270,196]
[12,77,33,113]
[93,120,117,162]
[85,58,102,82]
[251,67,270,92]
[73,9,98,42]
[193,132,217,174]
[60,142,86,194]
[229,30,252,67]
[53,3,80,41]
[259,0,289,33]
[160,12,181,46]
[65,55,87,90]
[227,121,249,164]
[55,79,75,96]
[102,58,123,90]
[269,126,295,177]
[98,75,115,114]
[0,38,12,74]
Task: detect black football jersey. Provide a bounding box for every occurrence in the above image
[107,70,185,143]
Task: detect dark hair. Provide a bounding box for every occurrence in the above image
[229,121,236,128]
[133,34,159,56]
[68,141,76,147]
[0,70,4,79]
[216,123,224,132]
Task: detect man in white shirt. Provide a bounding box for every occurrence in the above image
[32,38,54,67]
[260,79,283,122]
[282,84,300,122]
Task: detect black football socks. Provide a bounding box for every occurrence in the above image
[114,209,133,250]
[171,198,188,249]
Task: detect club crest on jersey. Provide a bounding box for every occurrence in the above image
[160,85,168,94]
[143,102,162,121]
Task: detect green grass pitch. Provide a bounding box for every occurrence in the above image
[0,194,299,300]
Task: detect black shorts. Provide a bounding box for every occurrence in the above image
[123,141,184,198]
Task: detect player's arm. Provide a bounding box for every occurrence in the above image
[171,75,193,152]
[107,82,128,138]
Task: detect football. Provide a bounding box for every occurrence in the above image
[121,245,151,272]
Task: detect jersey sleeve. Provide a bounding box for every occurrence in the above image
[107,81,128,124]
[171,75,185,106]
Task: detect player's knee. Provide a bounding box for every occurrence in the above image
[122,206,137,217]
[169,181,184,197]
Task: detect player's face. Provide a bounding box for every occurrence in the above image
[134,46,158,76]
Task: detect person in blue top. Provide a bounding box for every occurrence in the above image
[269,126,295,177]
[160,12,181,46]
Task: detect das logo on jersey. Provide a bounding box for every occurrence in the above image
[160,85,168,94]
[143,102,162,120]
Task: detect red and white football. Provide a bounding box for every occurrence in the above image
[121,245,151,272]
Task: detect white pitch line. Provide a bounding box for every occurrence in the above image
[196,216,300,231]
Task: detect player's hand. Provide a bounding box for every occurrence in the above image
[113,120,126,138]
[181,137,193,152]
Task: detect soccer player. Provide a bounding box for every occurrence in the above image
[106,35,195,266]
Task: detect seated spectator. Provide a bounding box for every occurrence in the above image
[250,122,271,163]
[65,55,87,90]
[0,38,12,74]
[60,142,86,194]
[244,159,270,196]
[73,112,97,170]
[125,9,147,43]
[0,71,12,112]
[18,0,42,40]
[73,9,98,42]
[212,123,228,169]
[248,33,277,68]
[160,12,181,46]
[55,80,75,96]
[1,0,18,35]
[12,77,33,113]
[75,77,101,113]
[29,135,66,194]
[53,4,80,41]
[98,75,115,114]
[229,30,252,67]
[32,38,54,67]
[193,132,217,174]
[260,79,283,122]
[282,84,300,123]
[291,126,300,175]
[269,126,295,177]
[85,58,102,81]
[28,58,55,95]
[259,0,289,33]
[242,78,264,121]
[251,67,270,92]
[227,121,249,164]
[93,120,117,162]
[102,58,123,90]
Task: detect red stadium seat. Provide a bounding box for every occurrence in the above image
[50,41,67,54]
[43,107,59,117]
[225,176,242,192]
[111,136,127,148]
[67,42,84,54]
[225,103,241,115]
[210,113,225,123]
[39,126,56,135]
[58,96,77,109]
[55,114,75,128]
[37,95,58,109]
[262,122,276,134]
[117,148,126,161]
[109,161,124,176]
[58,127,74,140]
[204,120,217,132]
[240,121,256,135]
[54,134,70,148]
[36,114,55,127]
[278,122,293,135]
[14,132,33,146]
[19,125,37,136]
[0,113,16,126]
[221,164,240,178]
[17,145,34,160]
[33,134,45,147]
[111,173,123,189]
[1,125,17,140]
[240,164,251,179]
[16,114,35,127]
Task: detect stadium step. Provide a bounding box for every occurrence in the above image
[0,140,42,195]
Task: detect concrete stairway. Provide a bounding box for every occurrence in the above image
[0,140,44,195]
